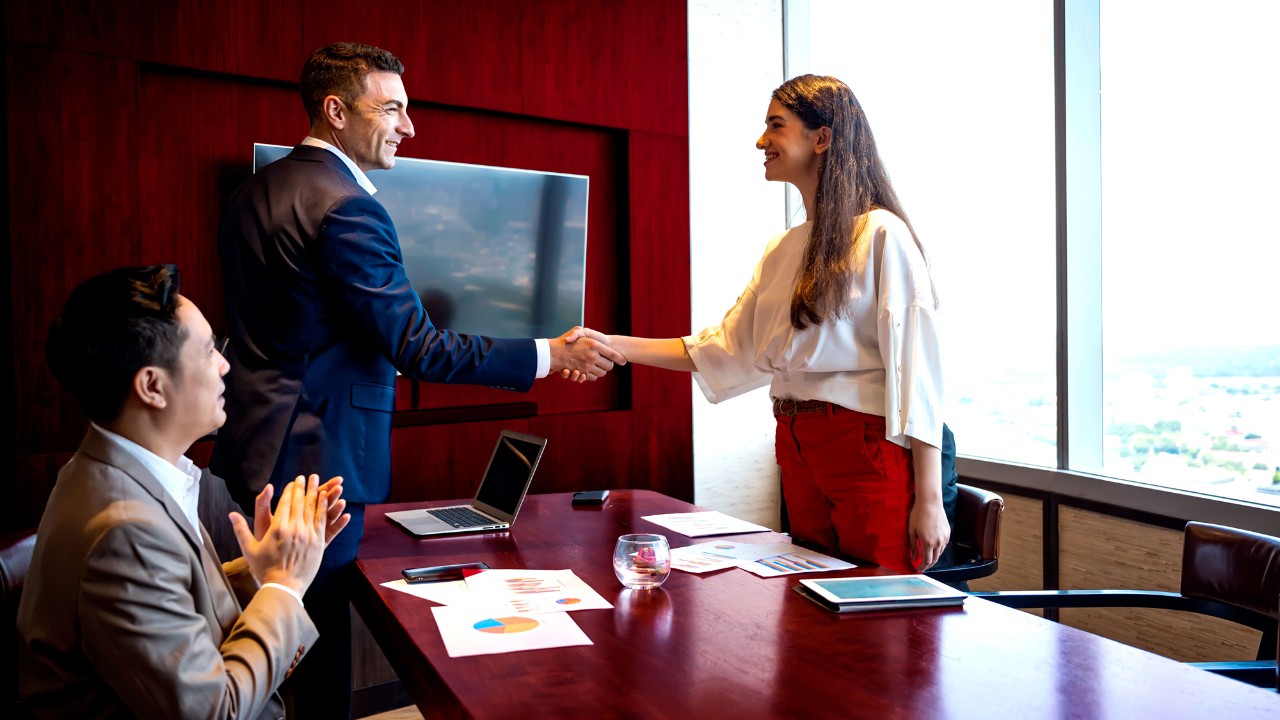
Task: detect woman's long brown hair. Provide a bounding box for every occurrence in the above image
[772,74,932,329]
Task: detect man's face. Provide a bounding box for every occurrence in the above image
[337,71,415,172]
[168,297,230,442]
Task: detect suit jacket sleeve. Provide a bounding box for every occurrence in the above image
[317,193,537,390]
[78,520,317,719]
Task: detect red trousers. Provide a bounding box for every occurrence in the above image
[775,405,916,573]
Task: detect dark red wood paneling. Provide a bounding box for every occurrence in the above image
[626,131,692,411]
[137,70,302,332]
[627,408,694,501]
[9,45,141,455]
[388,420,532,503]
[14,453,76,533]
[5,0,304,81]
[525,411,635,494]
[300,0,687,133]
[519,0,689,133]
[300,0,527,117]
[388,410,643,502]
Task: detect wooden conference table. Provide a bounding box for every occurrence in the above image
[351,490,1279,719]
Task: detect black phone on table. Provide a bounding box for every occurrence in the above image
[401,562,490,583]
[572,490,610,505]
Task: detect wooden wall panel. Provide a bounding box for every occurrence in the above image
[627,131,692,410]
[388,419,531,503]
[300,0,526,116]
[1058,506,1262,662]
[626,408,694,502]
[136,69,301,327]
[300,0,687,133]
[5,0,304,81]
[14,453,75,534]
[518,0,688,133]
[8,45,141,455]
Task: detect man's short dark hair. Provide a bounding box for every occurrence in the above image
[46,264,186,425]
[300,42,405,125]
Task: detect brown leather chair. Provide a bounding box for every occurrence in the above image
[1,529,38,710]
[976,521,1280,689]
[925,483,1004,584]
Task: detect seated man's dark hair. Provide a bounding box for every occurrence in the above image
[300,42,405,124]
[46,264,185,425]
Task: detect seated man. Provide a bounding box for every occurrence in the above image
[18,264,349,719]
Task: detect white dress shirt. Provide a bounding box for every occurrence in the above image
[683,210,944,449]
[299,136,551,377]
[94,424,203,542]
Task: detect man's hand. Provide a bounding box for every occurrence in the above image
[252,476,351,547]
[230,474,331,595]
[908,496,951,572]
[549,326,626,383]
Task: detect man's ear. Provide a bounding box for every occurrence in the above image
[134,366,168,410]
[322,95,348,131]
[813,126,832,155]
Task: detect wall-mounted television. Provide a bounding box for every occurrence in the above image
[253,144,588,339]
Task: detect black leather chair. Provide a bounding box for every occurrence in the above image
[975,521,1280,689]
[1,529,38,711]
[925,484,1004,585]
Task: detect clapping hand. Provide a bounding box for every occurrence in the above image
[230,474,342,594]
[251,475,351,547]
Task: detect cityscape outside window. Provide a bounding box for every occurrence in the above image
[1099,0,1280,506]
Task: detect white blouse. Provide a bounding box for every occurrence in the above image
[683,210,944,449]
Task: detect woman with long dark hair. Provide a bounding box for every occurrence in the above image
[598,74,948,572]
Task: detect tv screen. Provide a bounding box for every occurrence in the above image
[253,144,588,339]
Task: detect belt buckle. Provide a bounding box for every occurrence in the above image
[776,398,798,416]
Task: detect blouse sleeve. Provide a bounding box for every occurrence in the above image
[683,284,771,404]
[876,224,944,449]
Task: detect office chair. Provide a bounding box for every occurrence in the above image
[925,484,1004,585]
[1,529,38,712]
[974,521,1280,690]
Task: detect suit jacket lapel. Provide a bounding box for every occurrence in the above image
[77,426,206,560]
[78,427,246,629]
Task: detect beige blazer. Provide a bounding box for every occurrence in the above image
[17,425,318,719]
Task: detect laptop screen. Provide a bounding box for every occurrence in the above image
[475,433,546,513]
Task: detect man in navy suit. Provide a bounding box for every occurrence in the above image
[210,42,624,717]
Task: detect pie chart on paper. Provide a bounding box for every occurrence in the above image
[473,616,540,634]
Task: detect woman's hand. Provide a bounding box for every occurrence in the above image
[908,496,950,572]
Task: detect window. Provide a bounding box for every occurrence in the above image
[784,0,1279,509]
[792,0,1058,466]
[1098,1,1280,506]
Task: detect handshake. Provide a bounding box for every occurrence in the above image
[550,327,626,383]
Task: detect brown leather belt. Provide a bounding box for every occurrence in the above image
[772,398,840,417]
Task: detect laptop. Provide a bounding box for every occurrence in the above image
[385,430,547,537]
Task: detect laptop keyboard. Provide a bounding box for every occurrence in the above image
[427,506,497,528]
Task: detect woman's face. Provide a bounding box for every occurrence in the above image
[755,99,825,186]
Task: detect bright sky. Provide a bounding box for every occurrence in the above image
[802,0,1280,360]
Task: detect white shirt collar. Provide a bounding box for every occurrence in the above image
[301,136,378,195]
[93,423,204,542]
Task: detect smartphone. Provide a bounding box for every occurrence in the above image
[401,562,490,584]
[572,489,610,506]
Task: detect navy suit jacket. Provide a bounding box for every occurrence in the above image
[211,145,536,509]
